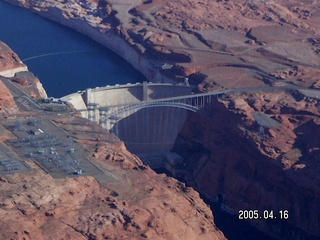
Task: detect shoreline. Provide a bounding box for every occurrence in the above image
[2,1,320,239]
[2,0,175,85]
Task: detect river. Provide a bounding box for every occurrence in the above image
[0,0,146,97]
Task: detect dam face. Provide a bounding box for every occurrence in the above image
[61,82,194,155]
[113,107,187,154]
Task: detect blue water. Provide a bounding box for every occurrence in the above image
[0,1,146,97]
[0,2,279,239]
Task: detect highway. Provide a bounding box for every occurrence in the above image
[73,83,320,119]
[0,77,42,110]
[100,84,320,109]
[146,84,319,103]
[71,82,319,130]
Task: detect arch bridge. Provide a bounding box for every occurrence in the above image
[60,81,317,155]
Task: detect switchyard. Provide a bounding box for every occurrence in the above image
[4,118,116,182]
[0,143,30,175]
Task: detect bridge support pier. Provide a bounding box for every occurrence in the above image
[143,81,148,102]
[85,88,91,105]
[87,103,99,123]
[99,107,109,128]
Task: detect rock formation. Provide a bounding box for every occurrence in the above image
[1,0,320,239]
[176,90,320,239]
[0,129,225,239]
[0,41,27,77]
[0,43,225,239]
[0,81,18,114]
[3,0,319,88]
[0,41,47,99]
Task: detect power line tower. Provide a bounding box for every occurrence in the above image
[258,124,265,139]
[253,112,281,140]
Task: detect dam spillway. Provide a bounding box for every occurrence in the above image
[61,82,194,154]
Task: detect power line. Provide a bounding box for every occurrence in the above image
[22,50,94,62]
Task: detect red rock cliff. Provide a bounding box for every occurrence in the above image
[177,90,320,239]
[0,116,226,240]
[0,41,225,239]
[2,0,319,239]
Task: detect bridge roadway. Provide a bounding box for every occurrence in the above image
[69,83,320,123]
[106,84,319,108]
[84,84,320,127]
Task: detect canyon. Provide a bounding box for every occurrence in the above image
[0,43,225,239]
[1,0,320,239]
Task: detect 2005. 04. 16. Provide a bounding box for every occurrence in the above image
[238,210,289,220]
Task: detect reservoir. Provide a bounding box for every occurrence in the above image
[0,1,276,240]
[0,0,146,97]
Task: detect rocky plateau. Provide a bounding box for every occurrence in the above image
[0,125,223,240]
[1,0,320,239]
[0,43,225,239]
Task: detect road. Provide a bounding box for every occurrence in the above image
[0,77,42,110]
[73,83,320,119]
[99,84,319,109]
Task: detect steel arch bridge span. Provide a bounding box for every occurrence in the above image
[106,101,199,122]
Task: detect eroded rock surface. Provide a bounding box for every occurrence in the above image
[3,0,319,87]
[0,41,26,76]
[1,0,320,239]
[0,45,225,239]
[0,104,225,240]
[176,90,320,239]
[0,81,18,114]
[0,41,47,98]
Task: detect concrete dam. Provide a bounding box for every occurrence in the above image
[60,82,295,156]
[60,82,309,169]
[61,82,195,156]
